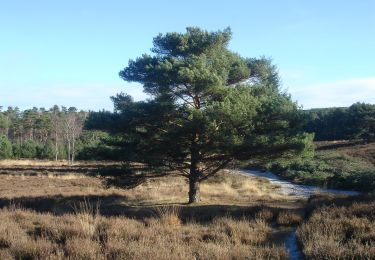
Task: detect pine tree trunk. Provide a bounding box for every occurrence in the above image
[189,134,200,204]
[188,176,200,203]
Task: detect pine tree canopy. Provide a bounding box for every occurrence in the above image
[103,27,312,203]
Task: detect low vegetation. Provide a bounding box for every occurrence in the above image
[267,142,375,192]
[317,140,375,165]
[0,162,295,259]
[297,194,375,259]
[0,205,289,259]
[1,160,375,259]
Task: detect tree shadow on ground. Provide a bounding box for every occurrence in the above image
[0,194,304,223]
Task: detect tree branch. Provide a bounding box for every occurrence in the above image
[199,158,232,182]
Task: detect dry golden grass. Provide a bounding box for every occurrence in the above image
[0,160,301,259]
[0,206,288,259]
[0,161,290,205]
[2,160,375,259]
[0,159,70,167]
[0,159,119,167]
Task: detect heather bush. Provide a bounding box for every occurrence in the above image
[0,206,288,259]
[297,200,375,259]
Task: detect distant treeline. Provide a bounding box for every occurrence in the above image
[303,102,375,142]
[0,102,373,161]
[0,106,113,162]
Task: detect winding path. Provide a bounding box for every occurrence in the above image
[238,169,360,198]
[236,169,360,260]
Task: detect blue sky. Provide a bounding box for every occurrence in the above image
[0,0,374,111]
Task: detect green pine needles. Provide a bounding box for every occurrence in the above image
[110,27,312,203]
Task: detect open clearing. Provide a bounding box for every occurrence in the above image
[0,160,296,212]
[0,160,373,259]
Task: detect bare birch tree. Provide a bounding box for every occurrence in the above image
[63,108,85,165]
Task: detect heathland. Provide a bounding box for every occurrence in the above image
[0,27,374,259]
[0,156,374,259]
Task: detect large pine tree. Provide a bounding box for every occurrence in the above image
[112,27,311,203]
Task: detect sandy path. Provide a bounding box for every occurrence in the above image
[238,169,360,198]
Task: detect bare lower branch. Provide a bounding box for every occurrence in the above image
[199,158,232,182]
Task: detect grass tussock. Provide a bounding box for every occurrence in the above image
[0,205,288,260]
[297,198,375,259]
[72,199,101,238]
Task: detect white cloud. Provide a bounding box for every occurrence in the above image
[290,77,375,109]
[0,83,148,111]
